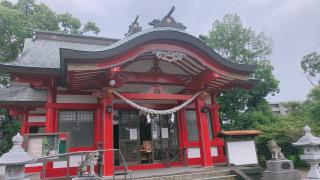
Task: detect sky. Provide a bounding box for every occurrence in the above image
[35,0,320,102]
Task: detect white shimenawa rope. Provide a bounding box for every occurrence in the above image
[113,90,201,123]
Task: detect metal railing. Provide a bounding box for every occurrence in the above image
[229,164,253,180]
[35,149,132,180]
[164,147,187,167]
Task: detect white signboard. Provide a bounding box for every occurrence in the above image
[226,140,258,165]
[129,128,138,140]
[28,137,43,158]
[161,128,169,138]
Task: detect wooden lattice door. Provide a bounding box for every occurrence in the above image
[119,110,140,165]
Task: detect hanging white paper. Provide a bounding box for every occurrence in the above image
[152,131,158,139]
[161,128,169,138]
[129,128,138,140]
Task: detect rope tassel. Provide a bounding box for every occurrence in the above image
[112,90,201,122]
[147,113,151,124]
[170,113,175,123]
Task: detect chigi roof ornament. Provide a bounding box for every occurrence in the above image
[125,15,142,36]
[149,6,187,30]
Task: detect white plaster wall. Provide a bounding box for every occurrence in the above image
[211,147,218,156]
[187,148,200,158]
[187,147,218,158]
[26,163,42,167]
[57,95,97,103]
[28,115,46,122]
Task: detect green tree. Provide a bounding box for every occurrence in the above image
[304,85,320,122]
[0,0,100,62]
[57,13,100,35]
[301,52,320,86]
[200,14,279,129]
[0,0,101,154]
[0,109,20,156]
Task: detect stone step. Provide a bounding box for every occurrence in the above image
[195,175,237,180]
[135,170,233,180]
[137,175,236,180]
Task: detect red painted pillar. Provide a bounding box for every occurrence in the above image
[177,107,188,165]
[195,96,213,167]
[103,89,113,176]
[211,93,224,157]
[45,78,57,133]
[44,78,56,175]
[94,98,101,148]
[20,110,28,135]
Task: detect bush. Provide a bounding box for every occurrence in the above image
[0,109,20,156]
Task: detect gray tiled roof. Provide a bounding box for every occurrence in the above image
[0,27,257,75]
[0,83,47,102]
[1,28,180,71]
[2,38,107,70]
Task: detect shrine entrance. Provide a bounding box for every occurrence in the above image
[115,110,179,166]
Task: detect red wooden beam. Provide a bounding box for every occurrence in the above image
[113,104,177,110]
[107,72,194,88]
[11,73,58,88]
[46,103,98,109]
[9,108,24,116]
[26,122,45,126]
[114,92,193,100]
[187,70,220,90]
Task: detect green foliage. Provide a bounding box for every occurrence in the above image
[254,86,320,167]
[57,14,100,35]
[0,109,20,156]
[200,14,279,129]
[304,86,320,122]
[0,5,30,62]
[0,0,100,62]
[0,0,101,155]
[58,13,81,34]
[82,21,100,35]
[301,52,320,86]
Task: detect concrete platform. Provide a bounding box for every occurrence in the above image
[24,166,234,180]
[113,165,234,180]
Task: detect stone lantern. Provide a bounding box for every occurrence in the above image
[0,133,34,180]
[293,125,320,179]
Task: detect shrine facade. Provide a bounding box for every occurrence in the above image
[0,11,256,178]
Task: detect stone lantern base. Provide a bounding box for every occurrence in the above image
[263,160,301,180]
[4,165,30,180]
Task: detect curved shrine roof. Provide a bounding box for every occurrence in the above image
[0,27,256,76]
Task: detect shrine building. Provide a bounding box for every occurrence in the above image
[0,10,257,178]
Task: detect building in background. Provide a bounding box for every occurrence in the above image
[269,102,293,115]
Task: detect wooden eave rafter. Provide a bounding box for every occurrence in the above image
[11,73,58,88]
[65,42,253,92]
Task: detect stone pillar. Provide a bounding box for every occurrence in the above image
[293,125,320,180]
[195,96,213,167]
[0,133,33,180]
[103,89,113,176]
